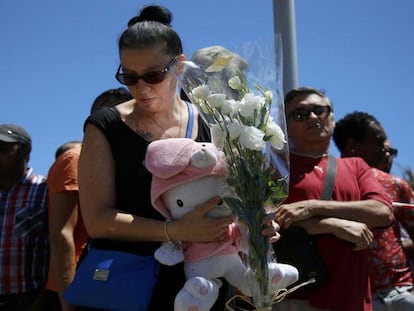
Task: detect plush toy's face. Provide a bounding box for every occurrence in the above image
[161,175,232,219]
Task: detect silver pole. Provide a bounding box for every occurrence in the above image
[273,0,299,95]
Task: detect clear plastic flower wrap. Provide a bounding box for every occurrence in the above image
[181,35,291,310]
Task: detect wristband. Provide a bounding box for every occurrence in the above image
[164,220,173,242]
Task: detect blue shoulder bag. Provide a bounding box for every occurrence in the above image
[63,244,160,311]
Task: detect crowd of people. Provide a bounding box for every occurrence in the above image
[271,88,414,311]
[1,4,414,311]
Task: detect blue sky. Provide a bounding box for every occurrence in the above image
[1,0,413,178]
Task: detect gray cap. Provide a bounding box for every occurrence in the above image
[0,124,32,146]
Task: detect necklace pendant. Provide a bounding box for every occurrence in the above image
[136,128,153,141]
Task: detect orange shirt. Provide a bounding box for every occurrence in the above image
[45,146,88,291]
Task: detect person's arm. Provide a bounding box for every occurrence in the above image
[274,198,392,229]
[49,191,79,311]
[292,217,374,251]
[78,124,233,243]
[397,217,414,263]
[402,235,414,261]
[401,214,414,262]
[396,207,414,263]
[393,180,414,264]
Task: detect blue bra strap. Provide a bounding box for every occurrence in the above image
[185,101,194,138]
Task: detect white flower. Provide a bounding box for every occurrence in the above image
[239,93,265,119]
[239,126,266,151]
[266,119,286,150]
[264,90,273,104]
[227,122,242,141]
[228,76,243,90]
[207,93,227,109]
[182,47,291,307]
[191,84,211,101]
[211,124,226,150]
[221,99,238,116]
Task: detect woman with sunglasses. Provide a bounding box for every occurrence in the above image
[77,5,234,311]
[270,87,393,311]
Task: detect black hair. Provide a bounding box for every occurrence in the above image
[54,141,82,159]
[333,111,384,152]
[284,87,333,111]
[90,87,133,114]
[118,5,183,57]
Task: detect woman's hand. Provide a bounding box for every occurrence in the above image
[169,196,235,243]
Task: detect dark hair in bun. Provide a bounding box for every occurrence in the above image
[119,5,182,57]
[127,5,172,27]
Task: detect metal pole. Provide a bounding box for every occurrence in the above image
[273,0,299,95]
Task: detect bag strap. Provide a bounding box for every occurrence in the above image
[185,101,194,138]
[320,154,337,200]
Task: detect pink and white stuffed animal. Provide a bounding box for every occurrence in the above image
[145,138,298,311]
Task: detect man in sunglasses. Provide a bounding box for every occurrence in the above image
[0,124,49,311]
[333,111,414,311]
[271,87,393,311]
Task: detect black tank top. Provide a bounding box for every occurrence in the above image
[83,106,227,311]
[85,106,211,255]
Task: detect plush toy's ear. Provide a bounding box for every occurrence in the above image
[191,145,218,169]
[146,138,194,179]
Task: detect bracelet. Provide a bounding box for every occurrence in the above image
[163,220,182,250]
[164,220,173,243]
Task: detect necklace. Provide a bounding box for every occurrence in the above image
[148,104,183,139]
[126,102,183,141]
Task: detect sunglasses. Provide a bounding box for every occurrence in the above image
[383,147,398,157]
[115,57,178,86]
[288,105,331,122]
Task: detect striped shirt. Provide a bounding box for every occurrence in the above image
[0,168,49,294]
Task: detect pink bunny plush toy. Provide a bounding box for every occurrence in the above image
[145,138,298,311]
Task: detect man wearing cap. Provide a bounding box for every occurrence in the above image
[0,124,49,311]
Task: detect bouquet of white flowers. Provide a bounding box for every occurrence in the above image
[181,39,290,309]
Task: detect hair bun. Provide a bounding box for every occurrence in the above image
[127,5,173,27]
